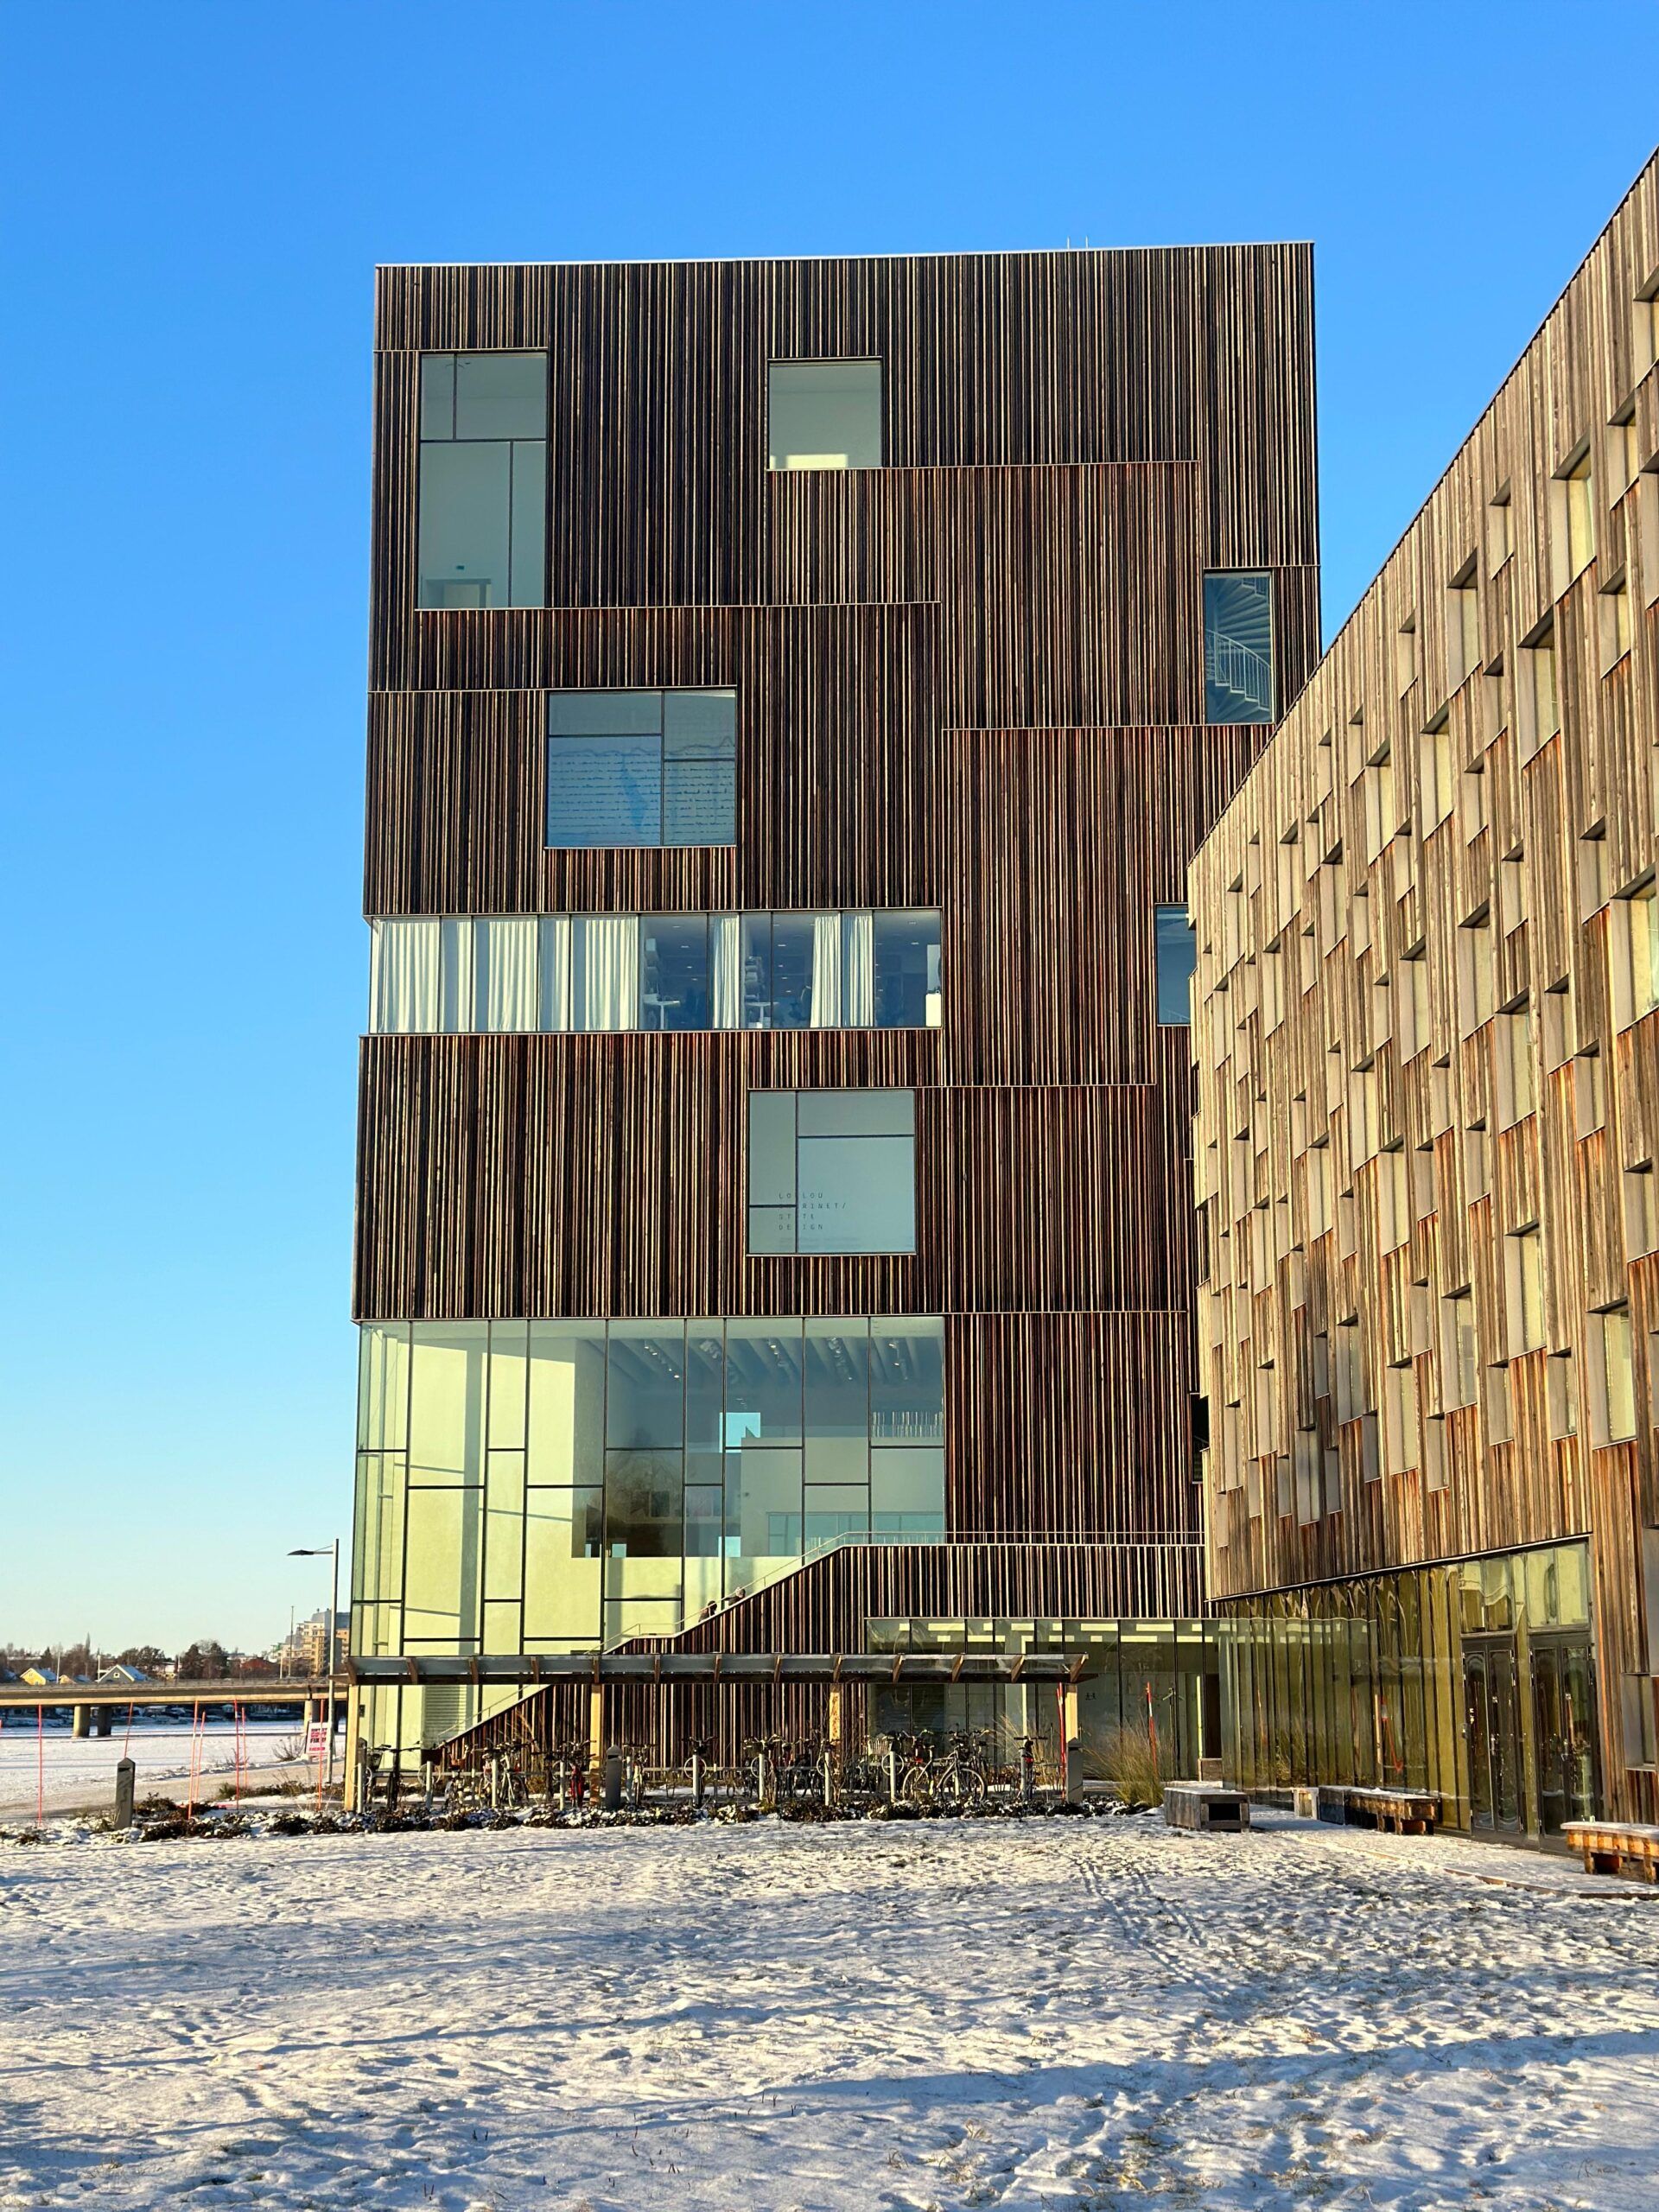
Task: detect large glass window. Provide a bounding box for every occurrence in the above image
[1203,571,1275,723]
[767,360,882,471]
[748,1090,917,1255]
[353,1315,945,1660]
[1154,906,1198,1027]
[546,690,736,849]
[417,353,546,610]
[368,911,944,1038]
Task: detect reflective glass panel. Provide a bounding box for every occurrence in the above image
[768,360,883,471]
[418,441,511,609]
[605,1451,683,1556]
[747,1093,798,1205]
[725,1319,804,1444]
[770,915,816,1029]
[640,916,710,1031]
[1154,906,1198,1027]
[1204,571,1275,723]
[804,1322,870,1484]
[454,352,547,441]
[798,1135,915,1254]
[872,909,941,1029]
[526,1323,607,1487]
[728,1447,803,1557]
[548,733,663,847]
[408,1322,487,1484]
[606,1323,686,1449]
[684,1329,726,1452]
[870,1320,945,1443]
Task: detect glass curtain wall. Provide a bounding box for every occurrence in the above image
[368,911,944,1037]
[1218,1543,1594,1831]
[353,1315,946,1663]
[868,1618,1220,1771]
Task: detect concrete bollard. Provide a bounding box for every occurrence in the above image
[114,1758,136,1828]
[1065,1738,1084,1805]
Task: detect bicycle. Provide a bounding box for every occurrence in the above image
[899,1729,989,1811]
[738,1735,779,1811]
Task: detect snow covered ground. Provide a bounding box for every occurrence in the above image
[0,1720,306,1817]
[3,1811,1656,2210]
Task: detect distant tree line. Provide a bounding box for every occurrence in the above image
[2,1640,284,1681]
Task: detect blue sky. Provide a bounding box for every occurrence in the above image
[2,3,1654,1655]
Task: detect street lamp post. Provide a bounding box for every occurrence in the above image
[288,1540,340,1789]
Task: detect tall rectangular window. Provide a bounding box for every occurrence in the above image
[546,689,736,849]
[1447,563,1481,689]
[1154,906,1198,1026]
[748,1090,916,1255]
[1203,571,1275,723]
[767,360,882,471]
[417,353,547,609]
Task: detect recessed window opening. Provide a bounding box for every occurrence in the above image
[767,360,882,471]
[1203,572,1275,723]
[547,689,735,849]
[417,352,547,609]
[748,1090,917,1255]
[1154,906,1198,1025]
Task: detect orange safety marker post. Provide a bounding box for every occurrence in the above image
[36,1703,44,1833]
[122,1699,135,1761]
[187,1699,202,1827]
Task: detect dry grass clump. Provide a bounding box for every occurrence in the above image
[1084,1726,1168,1808]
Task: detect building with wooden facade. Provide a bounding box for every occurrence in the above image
[349,240,1319,1760]
[1190,154,1659,1839]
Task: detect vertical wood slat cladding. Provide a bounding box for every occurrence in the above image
[947,1314,1199,1543]
[770,465,1206,732]
[448,1535,1211,1768]
[359,235,1323,1690]
[1190,155,1659,1819]
[944,724,1270,1087]
[767,467,1319,739]
[365,601,940,914]
[372,244,1317,623]
[356,1035,1193,1331]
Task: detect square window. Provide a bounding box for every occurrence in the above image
[768,359,882,471]
[1203,572,1275,723]
[748,1090,917,1255]
[546,690,736,850]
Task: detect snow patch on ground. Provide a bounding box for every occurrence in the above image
[2,1813,1656,2209]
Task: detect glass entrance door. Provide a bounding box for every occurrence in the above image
[1464,1642,1523,1833]
[1530,1637,1599,1833]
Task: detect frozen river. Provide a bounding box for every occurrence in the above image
[2,1811,1656,2209]
[0,1719,308,1817]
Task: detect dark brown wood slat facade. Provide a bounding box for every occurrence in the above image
[353,239,1319,1751]
[1190,156,1659,1825]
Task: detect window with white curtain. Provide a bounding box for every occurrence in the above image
[366,912,943,1038]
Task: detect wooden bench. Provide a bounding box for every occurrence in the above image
[1341,1785,1440,1835]
[1564,1820,1659,1881]
[1163,1781,1249,1833]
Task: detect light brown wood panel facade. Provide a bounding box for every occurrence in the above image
[1189,154,1659,1820]
[356,237,1319,1719]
